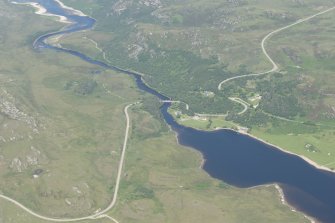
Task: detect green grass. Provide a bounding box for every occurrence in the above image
[251,126,335,170]
[169,108,238,130]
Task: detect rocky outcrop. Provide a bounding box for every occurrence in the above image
[0,89,38,130]
[8,146,47,173]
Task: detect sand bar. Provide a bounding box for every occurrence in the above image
[11,1,71,23]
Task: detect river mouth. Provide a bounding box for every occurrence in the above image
[13,0,335,222]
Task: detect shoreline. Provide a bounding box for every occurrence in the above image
[172,119,329,223]
[54,0,87,17]
[178,117,335,174]
[11,1,71,24]
[174,116,335,174]
[273,185,317,223]
[239,131,335,174]
[172,115,335,173]
[245,184,316,223]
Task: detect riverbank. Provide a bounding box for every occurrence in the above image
[273,185,316,223]
[173,112,335,174]
[54,0,86,16]
[11,1,71,23]
[172,111,335,174]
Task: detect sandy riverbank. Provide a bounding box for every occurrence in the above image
[11,1,71,23]
[54,0,86,16]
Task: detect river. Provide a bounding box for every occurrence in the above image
[12,0,335,222]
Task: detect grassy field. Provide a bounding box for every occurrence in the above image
[252,127,335,169]
[169,107,238,130]
[0,0,312,222]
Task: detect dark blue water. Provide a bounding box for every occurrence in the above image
[162,103,335,222]
[16,1,335,222]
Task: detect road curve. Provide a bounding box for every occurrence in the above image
[97,214,120,223]
[0,103,135,222]
[0,193,95,222]
[229,97,250,115]
[218,6,335,90]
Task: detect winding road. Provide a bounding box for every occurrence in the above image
[0,103,135,222]
[216,6,335,116]
[218,6,335,90]
[229,97,250,115]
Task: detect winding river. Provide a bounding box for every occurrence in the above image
[12,0,335,222]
